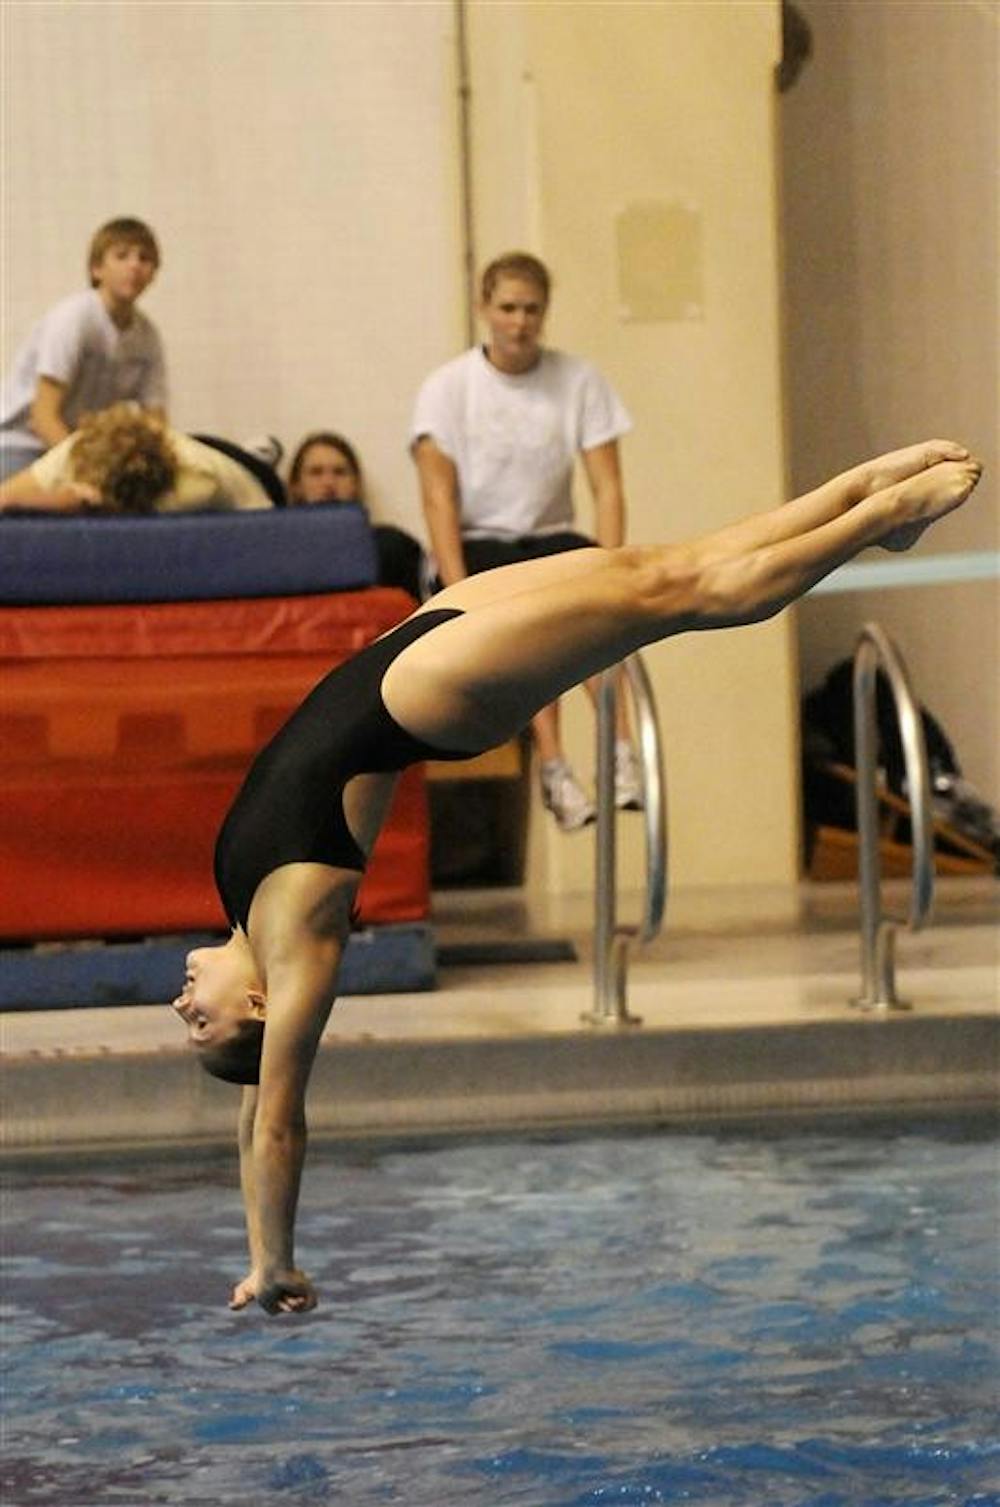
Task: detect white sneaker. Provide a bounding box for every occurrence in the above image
[540,760,596,832]
[614,741,644,811]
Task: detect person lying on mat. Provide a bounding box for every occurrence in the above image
[170,439,982,1315]
[0,403,275,515]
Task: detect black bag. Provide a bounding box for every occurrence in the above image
[801,659,999,870]
[802,659,959,798]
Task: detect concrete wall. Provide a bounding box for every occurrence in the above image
[781,0,999,804]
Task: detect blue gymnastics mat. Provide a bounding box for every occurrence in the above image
[0,501,377,605]
[0,924,435,1011]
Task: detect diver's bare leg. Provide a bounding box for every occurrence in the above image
[418,440,970,622]
[384,457,981,752]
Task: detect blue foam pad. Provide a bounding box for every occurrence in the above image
[0,925,436,1010]
[0,502,378,604]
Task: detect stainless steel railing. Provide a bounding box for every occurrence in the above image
[851,622,935,1011]
[583,655,667,1026]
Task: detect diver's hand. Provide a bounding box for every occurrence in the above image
[256,1267,318,1315]
[229,1269,263,1310]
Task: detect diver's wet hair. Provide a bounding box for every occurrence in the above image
[198,1018,265,1086]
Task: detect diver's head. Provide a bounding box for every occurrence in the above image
[171,934,266,1085]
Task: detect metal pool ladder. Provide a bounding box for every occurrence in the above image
[583,656,667,1027]
[851,622,935,1011]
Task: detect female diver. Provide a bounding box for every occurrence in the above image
[171,439,982,1315]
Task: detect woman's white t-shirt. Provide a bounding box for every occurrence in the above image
[410,347,631,538]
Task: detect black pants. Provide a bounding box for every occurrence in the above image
[373,524,424,601]
[433,529,594,592]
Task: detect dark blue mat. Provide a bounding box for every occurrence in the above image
[0,925,435,1010]
[0,502,377,604]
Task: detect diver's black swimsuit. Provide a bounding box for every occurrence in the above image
[214,609,470,930]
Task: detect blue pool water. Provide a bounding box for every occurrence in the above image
[3,1121,998,1506]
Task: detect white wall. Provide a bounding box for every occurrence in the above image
[781,0,999,802]
[3,0,463,534]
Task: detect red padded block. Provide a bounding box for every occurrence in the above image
[0,765,428,938]
[0,590,428,940]
[0,590,418,660]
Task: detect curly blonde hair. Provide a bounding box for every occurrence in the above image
[70,404,178,513]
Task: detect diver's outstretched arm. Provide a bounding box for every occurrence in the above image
[228,1087,266,1311]
[248,957,337,1315]
[243,865,358,1314]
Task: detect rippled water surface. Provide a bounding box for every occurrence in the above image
[3,1122,998,1506]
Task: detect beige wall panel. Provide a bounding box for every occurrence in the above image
[470,1,799,891]
[4,1,464,532]
[782,0,998,802]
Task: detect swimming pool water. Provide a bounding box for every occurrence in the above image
[3,1121,998,1506]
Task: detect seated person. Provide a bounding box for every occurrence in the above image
[411,251,639,830]
[0,404,275,514]
[1,217,167,480]
[287,431,423,601]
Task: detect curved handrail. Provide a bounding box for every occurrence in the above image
[851,622,934,1010]
[623,654,668,942]
[585,654,667,1025]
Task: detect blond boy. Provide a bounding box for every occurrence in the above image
[1,217,167,478]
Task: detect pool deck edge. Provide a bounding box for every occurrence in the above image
[4,1010,997,1157]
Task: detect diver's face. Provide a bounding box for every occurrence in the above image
[171,937,262,1049]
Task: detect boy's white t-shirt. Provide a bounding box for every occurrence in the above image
[1,289,168,449]
[410,347,631,537]
[31,430,272,512]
